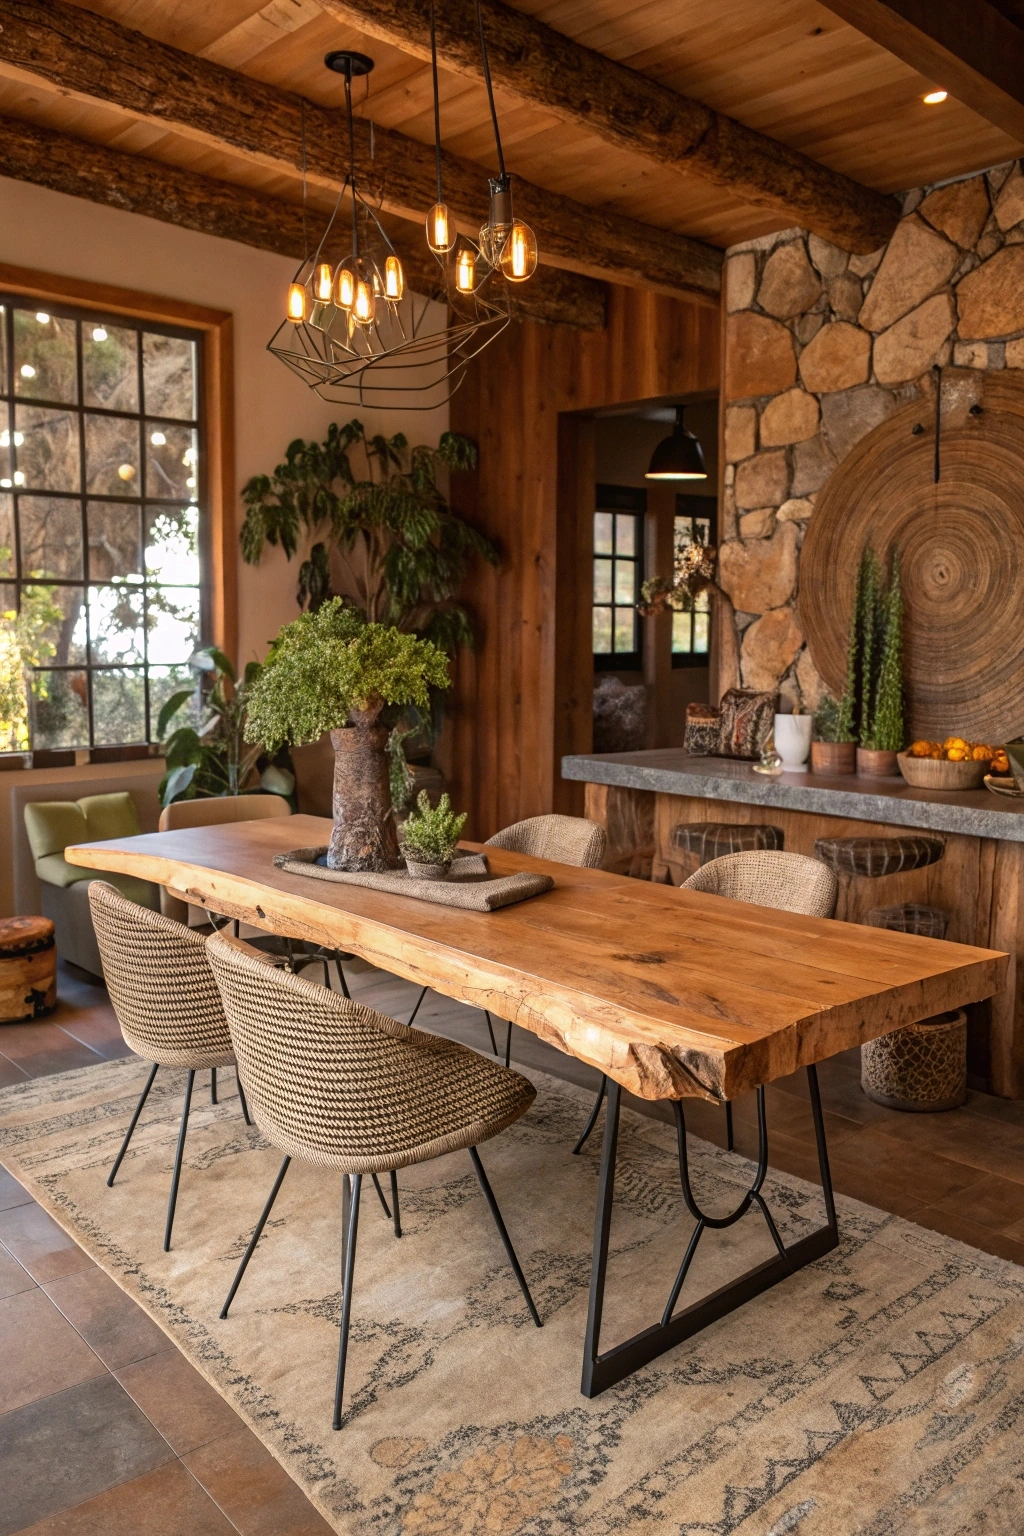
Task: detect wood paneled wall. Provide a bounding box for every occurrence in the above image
[445,284,719,839]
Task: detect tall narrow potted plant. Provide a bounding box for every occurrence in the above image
[858,549,904,776]
[244,601,450,870]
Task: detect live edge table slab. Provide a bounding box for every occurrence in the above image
[66,814,1006,1396]
[564,748,1024,1098]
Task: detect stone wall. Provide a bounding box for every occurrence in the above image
[719,158,1024,710]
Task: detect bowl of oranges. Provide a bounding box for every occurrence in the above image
[898,738,1004,790]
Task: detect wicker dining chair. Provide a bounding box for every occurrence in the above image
[88,880,253,1251]
[406,815,607,1064]
[572,850,839,1156]
[206,930,541,1430]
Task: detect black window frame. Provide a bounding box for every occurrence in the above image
[0,292,207,753]
[593,483,645,673]
[670,493,716,670]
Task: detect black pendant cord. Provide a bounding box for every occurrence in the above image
[475,0,507,177]
[934,363,942,483]
[429,0,444,205]
[345,71,360,260]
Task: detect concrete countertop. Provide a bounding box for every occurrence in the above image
[562,748,1024,843]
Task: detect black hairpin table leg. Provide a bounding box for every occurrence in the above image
[581,1064,839,1397]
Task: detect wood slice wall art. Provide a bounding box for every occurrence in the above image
[799,369,1024,745]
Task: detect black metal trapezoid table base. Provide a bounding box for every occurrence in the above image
[581,1064,839,1398]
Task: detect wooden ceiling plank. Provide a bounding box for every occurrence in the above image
[815,0,1024,143]
[318,0,900,252]
[0,112,606,327]
[197,0,325,69]
[0,0,721,302]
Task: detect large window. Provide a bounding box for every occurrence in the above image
[0,295,204,753]
[593,484,644,671]
[671,494,716,668]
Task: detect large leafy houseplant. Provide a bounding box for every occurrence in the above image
[157,647,292,808]
[245,601,450,870]
[238,420,497,654]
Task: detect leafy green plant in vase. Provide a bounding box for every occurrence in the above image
[245,600,450,870]
[400,791,467,879]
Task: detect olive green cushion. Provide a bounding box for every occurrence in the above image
[25,793,158,908]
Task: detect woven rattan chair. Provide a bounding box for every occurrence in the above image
[88,880,253,1251]
[407,815,607,1063]
[206,931,541,1429]
[572,850,839,1156]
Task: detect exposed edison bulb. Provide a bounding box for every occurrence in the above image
[385,255,404,300]
[287,282,307,323]
[91,326,108,342]
[500,220,538,282]
[426,202,453,253]
[335,262,355,310]
[353,277,376,325]
[455,247,476,293]
[315,262,333,301]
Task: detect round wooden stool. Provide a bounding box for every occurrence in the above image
[0,916,57,1023]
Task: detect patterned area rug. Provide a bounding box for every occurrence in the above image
[3,1057,1024,1535]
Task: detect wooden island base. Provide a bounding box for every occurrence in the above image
[585,781,1024,1100]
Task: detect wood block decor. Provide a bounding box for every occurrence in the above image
[0,916,57,1022]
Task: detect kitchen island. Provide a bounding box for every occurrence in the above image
[563,748,1024,1098]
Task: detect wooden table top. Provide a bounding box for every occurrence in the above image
[65,814,1008,1104]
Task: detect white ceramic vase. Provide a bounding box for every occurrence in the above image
[774,712,813,773]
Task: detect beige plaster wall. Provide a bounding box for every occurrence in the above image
[0,178,449,669]
[719,158,1024,710]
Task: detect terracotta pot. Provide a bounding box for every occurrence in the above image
[856,746,900,778]
[328,714,400,871]
[810,740,856,776]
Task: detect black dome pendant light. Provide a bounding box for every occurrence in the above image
[645,405,707,481]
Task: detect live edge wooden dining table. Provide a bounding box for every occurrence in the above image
[66,813,1008,1398]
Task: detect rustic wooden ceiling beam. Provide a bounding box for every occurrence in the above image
[0,115,607,329]
[318,0,900,254]
[816,0,1024,142]
[0,0,720,303]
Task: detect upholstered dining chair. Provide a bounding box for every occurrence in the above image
[406,814,607,1064]
[572,849,839,1156]
[206,930,541,1430]
[88,880,252,1251]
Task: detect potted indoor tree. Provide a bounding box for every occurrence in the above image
[399,791,468,879]
[244,600,450,870]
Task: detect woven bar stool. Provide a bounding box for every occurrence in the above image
[813,835,945,879]
[206,931,541,1430]
[861,903,965,1111]
[407,815,607,1065]
[88,881,253,1251]
[573,850,838,1157]
[671,821,785,866]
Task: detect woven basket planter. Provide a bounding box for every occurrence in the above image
[861,1010,967,1112]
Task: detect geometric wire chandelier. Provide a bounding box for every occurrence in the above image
[267,0,540,411]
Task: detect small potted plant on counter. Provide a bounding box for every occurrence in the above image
[400,791,467,879]
[811,693,856,776]
[245,600,450,871]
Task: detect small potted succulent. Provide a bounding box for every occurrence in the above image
[400,791,467,879]
[245,600,450,871]
[811,693,856,776]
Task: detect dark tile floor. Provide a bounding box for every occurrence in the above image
[4,960,1024,1532]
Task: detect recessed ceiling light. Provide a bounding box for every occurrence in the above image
[923,90,948,104]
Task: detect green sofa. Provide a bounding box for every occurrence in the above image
[23,793,160,978]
